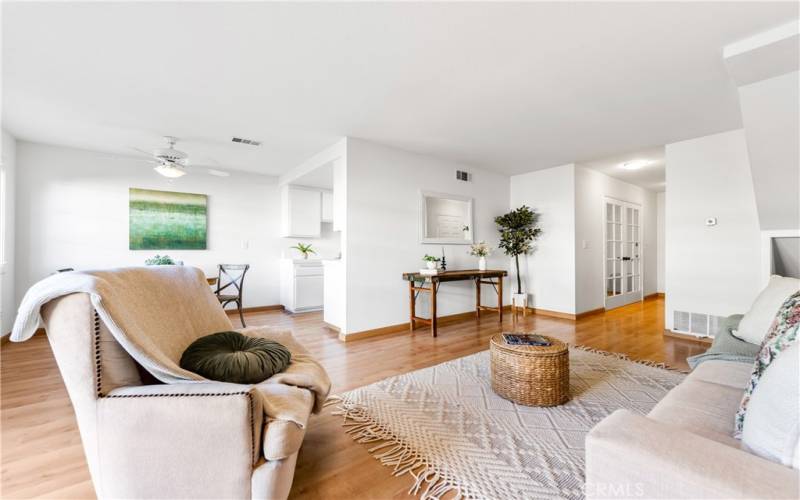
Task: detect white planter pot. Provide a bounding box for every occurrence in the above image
[426,261,437,270]
[478,256,487,271]
[512,293,528,309]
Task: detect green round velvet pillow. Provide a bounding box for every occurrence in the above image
[180,331,291,384]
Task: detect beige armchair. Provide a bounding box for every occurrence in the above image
[41,291,311,499]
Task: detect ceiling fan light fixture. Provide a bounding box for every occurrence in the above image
[154,163,187,178]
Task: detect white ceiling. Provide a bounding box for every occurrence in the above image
[579,147,666,192]
[3,2,797,176]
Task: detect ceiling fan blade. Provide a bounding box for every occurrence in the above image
[99,154,156,164]
[129,147,154,157]
[186,165,231,177]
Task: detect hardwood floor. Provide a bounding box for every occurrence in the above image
[1,297,706,499]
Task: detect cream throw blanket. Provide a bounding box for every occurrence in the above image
[12,266,331,421]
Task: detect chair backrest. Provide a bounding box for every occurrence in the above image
[216,264,250,299]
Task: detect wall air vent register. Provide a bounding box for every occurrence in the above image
[673,310,727,338]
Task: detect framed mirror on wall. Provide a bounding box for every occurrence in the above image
[419,191,474,245]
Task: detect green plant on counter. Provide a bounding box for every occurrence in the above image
[422,254,441,262]
[291,242,316,259]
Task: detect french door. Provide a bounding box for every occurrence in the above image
[604,198,643,310]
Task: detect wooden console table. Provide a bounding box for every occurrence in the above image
[402,269,507,337]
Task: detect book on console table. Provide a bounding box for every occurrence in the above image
[419,269,439,276]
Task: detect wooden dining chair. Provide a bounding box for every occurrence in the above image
[215,264,250,327]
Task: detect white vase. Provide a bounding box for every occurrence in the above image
[478,256,487,271]
[426,261,437,270]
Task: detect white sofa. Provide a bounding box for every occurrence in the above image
[586,358,799,499]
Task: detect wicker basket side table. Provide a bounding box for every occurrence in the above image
[490,334,570,407]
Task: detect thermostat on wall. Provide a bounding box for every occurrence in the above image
[705,217,717,226]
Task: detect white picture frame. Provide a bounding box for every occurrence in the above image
[419,190,474,245]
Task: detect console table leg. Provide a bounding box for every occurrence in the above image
[498,276,503,323]
[475,277,481,319]
[408,280,416,331]
[431,280,438,337]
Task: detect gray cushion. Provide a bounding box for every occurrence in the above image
[180,331,291,384]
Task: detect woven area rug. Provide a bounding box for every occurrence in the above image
[330,346,685,500]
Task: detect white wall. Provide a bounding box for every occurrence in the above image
[574,166,658,313]
[15,141,284,309]
[1,131,17,335]
[657,191,665,293]
[345,138,510,334]
[510,164,576,314]
[738,71,799,231]
[282,222,341,260]
[665,129,762,329]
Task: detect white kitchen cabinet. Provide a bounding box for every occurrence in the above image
[321,190,333,223]
[295,275,324,310]
[280,259,324,313]
[280,185,321,237]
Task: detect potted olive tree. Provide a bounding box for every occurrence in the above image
[494,206,542,310]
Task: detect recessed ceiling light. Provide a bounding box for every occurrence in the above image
[620,159,651,170]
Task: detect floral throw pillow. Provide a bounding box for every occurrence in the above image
[734,290,800,437]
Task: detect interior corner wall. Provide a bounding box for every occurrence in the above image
[327,153,348,332]
[574,166,658,314]
[1,130,17,335]
[344,138,511,335]
[664,129,762,330]
[14,141,285,310]
[656,191,665,293]
[738,70,799,231]
[509,164,576,315]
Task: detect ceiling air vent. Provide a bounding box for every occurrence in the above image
[231,137,261,146]
[456,170,470,182]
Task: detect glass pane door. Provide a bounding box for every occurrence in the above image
[605,198,643,310]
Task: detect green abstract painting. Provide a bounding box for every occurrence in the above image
[129,188,207,250]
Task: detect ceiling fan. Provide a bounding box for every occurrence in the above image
[128,136,230,179]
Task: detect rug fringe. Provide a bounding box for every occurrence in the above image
[570,344,687,373]
[330,397,466,500]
